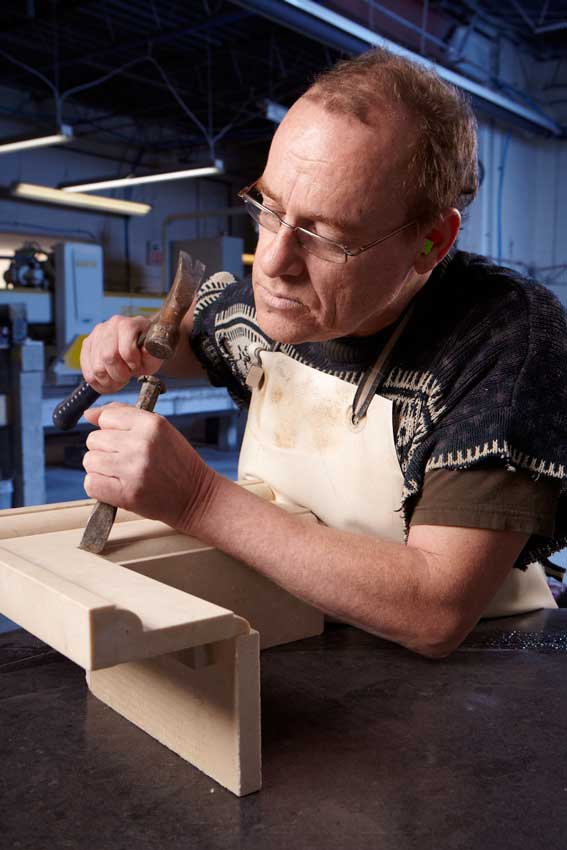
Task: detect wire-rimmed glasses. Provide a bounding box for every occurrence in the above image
[238,181,416,264]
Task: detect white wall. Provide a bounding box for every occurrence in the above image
[458,117,567,308]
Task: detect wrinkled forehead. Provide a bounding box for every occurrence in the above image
[264,96,412,215]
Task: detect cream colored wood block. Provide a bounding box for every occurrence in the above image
[0,527,248,670]
[99,518,324,650]
[87,630,261,796]
[0,492,323,795]
[0,521,262,794]
[0,498,140,539]
[0,494,324,650]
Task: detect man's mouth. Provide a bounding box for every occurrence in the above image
[257,283,304,310]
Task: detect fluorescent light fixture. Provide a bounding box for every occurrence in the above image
[62,160,225,193]
[10,182,151,216]
[0,124,73,154]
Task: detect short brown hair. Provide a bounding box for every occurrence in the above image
[305,48,479,227]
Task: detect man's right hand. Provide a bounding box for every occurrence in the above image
[80,315,163,394]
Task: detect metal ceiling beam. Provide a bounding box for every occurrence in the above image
[233,0,563,135]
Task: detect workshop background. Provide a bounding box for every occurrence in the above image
[0,0,566,634]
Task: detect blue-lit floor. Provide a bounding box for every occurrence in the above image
[0,446,240,634]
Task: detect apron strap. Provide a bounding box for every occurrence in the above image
[351,307,413,425]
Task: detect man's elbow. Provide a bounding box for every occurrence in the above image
[405,614,472,660]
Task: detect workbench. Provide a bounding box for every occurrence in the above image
[2,611,566,850]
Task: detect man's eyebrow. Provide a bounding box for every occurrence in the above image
[256,177,359,234]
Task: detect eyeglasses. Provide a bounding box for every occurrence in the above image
[238,181,416,265]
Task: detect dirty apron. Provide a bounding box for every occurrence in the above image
[238,319,556,619]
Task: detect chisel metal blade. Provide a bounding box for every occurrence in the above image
[79,501,118,553]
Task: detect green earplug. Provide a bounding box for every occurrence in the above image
[423,238,434,256]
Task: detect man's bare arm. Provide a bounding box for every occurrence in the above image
[186,476,529,658]
[82,401,529,658]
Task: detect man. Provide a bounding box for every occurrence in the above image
[80,49,567,657]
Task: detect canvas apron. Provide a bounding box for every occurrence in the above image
[238,318,556,619]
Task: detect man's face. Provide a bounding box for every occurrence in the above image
[251,97,425,343]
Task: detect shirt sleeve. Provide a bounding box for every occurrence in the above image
[409,467,560,536]
[401,261,567,568]
[189,272,255,409]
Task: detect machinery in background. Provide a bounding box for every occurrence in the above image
[169,236,243,288]
[3,241,54,290]
[0,237,244,383]
[54,242,104,366]
[0,241,165,384]
[0,303,44,507]
[0,238,243,509]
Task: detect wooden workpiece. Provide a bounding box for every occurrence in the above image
[0,487,324,795]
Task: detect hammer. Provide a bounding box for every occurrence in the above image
[52,251,205,554]
[52,251,204,431]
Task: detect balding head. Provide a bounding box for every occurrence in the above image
[302,48,478,228]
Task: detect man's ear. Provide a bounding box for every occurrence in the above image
[413,208,461,274]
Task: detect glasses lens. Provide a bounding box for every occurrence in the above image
[295,231,346,264]
[241,187,347,263]
[243,198,281,234]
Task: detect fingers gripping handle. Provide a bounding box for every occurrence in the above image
[52,381,100,431]
[52,251,205,431]
[78,376,165,554]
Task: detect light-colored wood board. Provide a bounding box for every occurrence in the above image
[0,502,324,654]
[0,499,141,539]
[0,545,140,669]
[122,545,324,650]
[0,477,311,544]
[0,531,248,669]
[94,519,210,562]
[87,630,262,796]
[64,516,324,649]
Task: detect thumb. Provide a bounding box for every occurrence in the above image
[83,401,126,427]
[83,406,102,426]
[139,348,164,375]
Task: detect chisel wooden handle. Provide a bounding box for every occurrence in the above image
[52,381,100,431]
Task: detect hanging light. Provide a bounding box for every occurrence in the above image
[61,160,224,193]
[0,125,73,154]
[10,182,151,216]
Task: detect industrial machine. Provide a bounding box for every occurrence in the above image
[0,238,243,509]
[0,302,44,507]
[0,241,165,383]
[0,237,244,382]
[3,241,53,290]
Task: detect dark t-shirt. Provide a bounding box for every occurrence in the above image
[412,467,559,537]
[190,252,567,567]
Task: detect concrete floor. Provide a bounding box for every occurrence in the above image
[0,445,239,634]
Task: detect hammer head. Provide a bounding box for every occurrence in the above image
[144,251,206,360]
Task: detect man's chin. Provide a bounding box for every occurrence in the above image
[255,306,315,345]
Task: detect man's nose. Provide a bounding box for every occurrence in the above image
[257,223,305,278]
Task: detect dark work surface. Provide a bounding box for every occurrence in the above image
[1,612,567,850]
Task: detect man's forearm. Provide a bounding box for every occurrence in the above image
[184,477,461,657]
[84,403,525,656]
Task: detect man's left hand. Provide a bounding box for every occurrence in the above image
[82,403,220,531]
